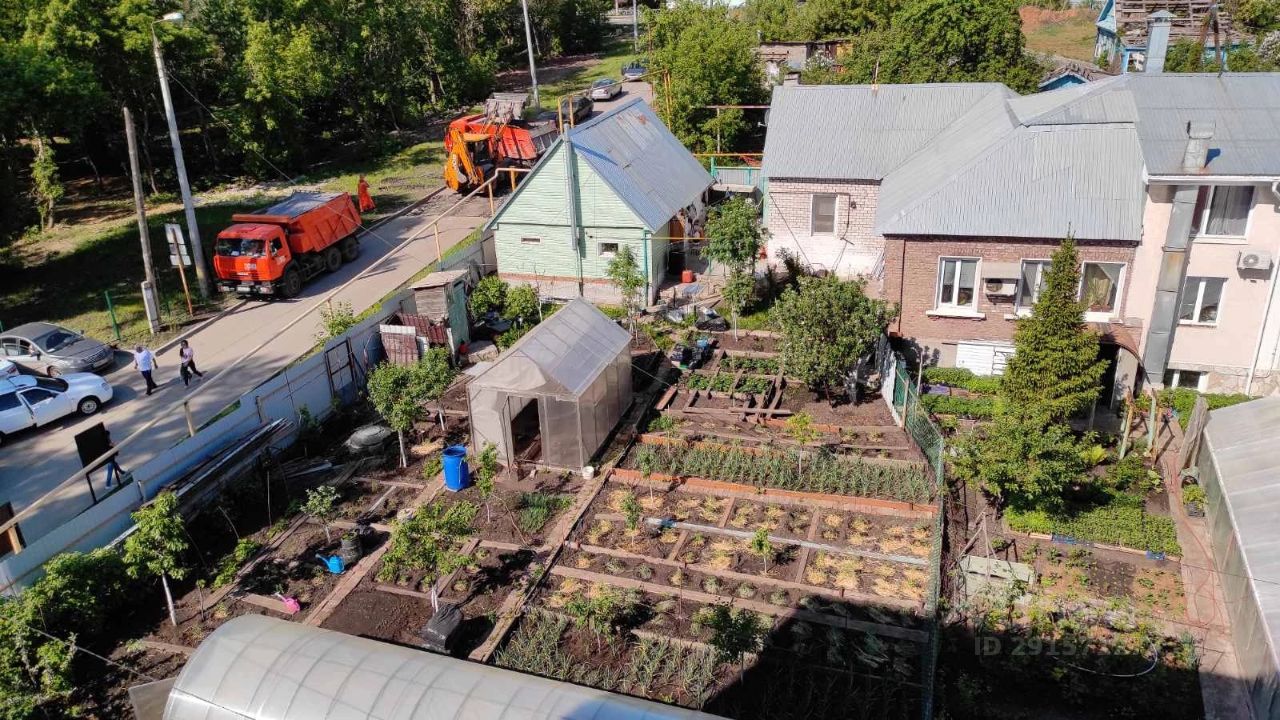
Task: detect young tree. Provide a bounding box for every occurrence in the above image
[749,527,774,573]
[704,197,763,273]
[303,485,341,542]
[722,270,755,340]
[474,442,499,522]
[378,500,478,610]
[504,284,541,327]
[367,350,457,467]
[1000,236,1107,421]
[703,604,769,681]
[564,586,634,650]
[621,491,642,532]
[953,411,1087,511]
[470,275,509,317]
[30,135,62,230]
[606,245,646,336]
[769,276,897,400]
[785,412,820,446]
[416,347,458,431]
[123,492,189,627]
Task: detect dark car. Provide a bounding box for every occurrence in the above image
[558,94,594,125]
[0,322,115,376]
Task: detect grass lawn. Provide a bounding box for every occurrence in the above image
[0,140,443,346]
[534,37,644,110]
[1021,6,1100,63]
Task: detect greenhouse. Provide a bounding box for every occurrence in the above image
[1196,395,1280,720]
[468,298,633,469]
[158,614,722,720]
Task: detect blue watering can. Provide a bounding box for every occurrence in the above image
[316,554,345,574]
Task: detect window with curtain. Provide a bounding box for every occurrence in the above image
[1179,277,1225,324]
[1080,262,1124,316]
[1017,260,1051,310]
[1197,186,1254,237]
[937,258,978,309]
[811,194,836,234]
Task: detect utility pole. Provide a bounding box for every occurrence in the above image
[123,105,161,334]
[520,0,540,108]
[632,0,639,49]
[152,19,211,300]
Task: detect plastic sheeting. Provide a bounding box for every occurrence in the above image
[163,614,724,720]
[1197,396,1280,720]
[468,299,632,469]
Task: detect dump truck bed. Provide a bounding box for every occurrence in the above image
[230,192,359,255]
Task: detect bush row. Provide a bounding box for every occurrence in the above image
[1005,491,1181,555]
[919,393,996,419]
[921,367,1002,395]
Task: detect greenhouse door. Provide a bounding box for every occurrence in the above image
[510,399,542,462]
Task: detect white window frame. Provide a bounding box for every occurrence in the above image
[1163,369,1208,392]
[520,236,541,244]
[809,193,838,236]
[1078,261,1126,321]
[598,241,620,258]
[1196,185,1255,241]
[1179,276,1226,327]
[935,257,981,312]
[1015,259,1052,315]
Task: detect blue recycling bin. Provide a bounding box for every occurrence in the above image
[442,445,471,492]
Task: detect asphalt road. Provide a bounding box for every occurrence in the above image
[589,82,654,118]
[0,192,491,543]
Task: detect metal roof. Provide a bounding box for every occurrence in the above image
[469,298,631,399]
[1202,396,1280,678]
[760,83,1009,180]
[567,99,712,230]
[163,614,723,720]
[256,192,344,218]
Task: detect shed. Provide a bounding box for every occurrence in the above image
[411,269,470,350]
[158,614,723,720]
[1196,396,1280,719]
[467,299,632,469]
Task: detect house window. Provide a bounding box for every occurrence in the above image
[1195,186,1254,238]
[1163,369,1207,391]
[1079,262,1124,318]
[598,242,619,258]
[1017,260,1051,310]
[810,194,837,234]
[520,237,541,244]
[1179,277,1225,325]
[937,258,979,310]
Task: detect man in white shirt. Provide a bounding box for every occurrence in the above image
[133,345,159,396]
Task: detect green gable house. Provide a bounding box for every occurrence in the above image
[487,99,712,304]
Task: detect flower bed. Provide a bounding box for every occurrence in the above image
[1156,388,1254,429]
[1005,491,1181,555]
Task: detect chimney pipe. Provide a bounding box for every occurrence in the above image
[1182,120,1216,170]
[1146,10,1175,73]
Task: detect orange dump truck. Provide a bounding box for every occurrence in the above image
[213,192,361,298]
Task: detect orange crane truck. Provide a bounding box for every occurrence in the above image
[213,192,361,298]
[444,93,559,192]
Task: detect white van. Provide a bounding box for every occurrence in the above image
[0,373,114,447]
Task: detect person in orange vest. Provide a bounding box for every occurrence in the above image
[357,175,376,213]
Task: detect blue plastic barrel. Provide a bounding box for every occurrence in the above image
[442,445,471,492]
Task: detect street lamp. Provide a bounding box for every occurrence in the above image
[152,11,212,300]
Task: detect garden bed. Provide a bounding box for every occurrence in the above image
[1004,490,1181,556]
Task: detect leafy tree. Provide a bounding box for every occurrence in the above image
[606,244,646,336]
[741,0,796,41]
[702,604,769,680]
[704,197,763,272]
[722,269,755,340]
[953,411,1086,511]
[474,442,499,522]
[787,0,896,40]
[1000,236,1106,421]
[29,136,62,230]
[367,349,456,467]
[123,492,189,627]
[504,284,541,326]
[471,275,509,317]
[1165,38,1280,72]
[785,412,819,445]
[303,485,341,543]
[379,500,478,610]
[1238,0,1280,32]
[749,527,774,573]
[769,275,897,399]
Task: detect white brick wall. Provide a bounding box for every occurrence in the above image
[763,178,884,280]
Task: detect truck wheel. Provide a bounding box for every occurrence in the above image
[282,267,303,298]
[324,246,343,273]
[341,236,360,262]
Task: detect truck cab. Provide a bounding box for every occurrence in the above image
[214,223,291,296]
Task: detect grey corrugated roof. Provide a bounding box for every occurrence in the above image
[1202,396,1280,682]
[761,83,1009,180]
[471,298,631,398]
[257,192,344,218]
[567,99,711,230]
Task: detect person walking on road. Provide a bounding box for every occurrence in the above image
[134,345,159,395]
[179,339,205,387]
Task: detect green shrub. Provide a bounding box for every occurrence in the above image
[920,393,996,419]
[213,538,264,588]
[1182,484,1206,505]
[1005,491,1181,554]
[922,367,1001,394]
[518,492,572,534]
[1156,388,1254,429]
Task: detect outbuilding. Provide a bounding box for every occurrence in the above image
[467,299,632,469]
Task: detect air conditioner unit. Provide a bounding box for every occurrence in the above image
[1238,249,1274,272]
[984,278,1017,296]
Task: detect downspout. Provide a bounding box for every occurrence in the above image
[642,229,651,304]
[564,136,584,297]
[1245,181,1280,395]
[1141,120,1215,383]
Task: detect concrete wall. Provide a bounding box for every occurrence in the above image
[1128,183,1280,394]
[763,177,884,282]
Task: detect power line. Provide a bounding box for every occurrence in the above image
[0,612,159,683]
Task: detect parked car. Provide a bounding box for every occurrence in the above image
[0,322,115,376]
[622,62,647,81]
[0,373,114,446]
[0,360,17,378]
[558,94,594,125]
[589,78,622,101]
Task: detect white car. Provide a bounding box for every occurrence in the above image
[589,78,622,101]
[0,373,114,446]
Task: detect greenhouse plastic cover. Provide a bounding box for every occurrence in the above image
[163,614,726,720]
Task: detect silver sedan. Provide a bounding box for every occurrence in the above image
[589,78,622,101]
